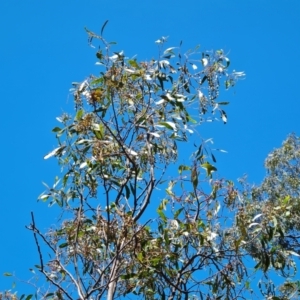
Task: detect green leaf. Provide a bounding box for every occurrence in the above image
[174,208,184,219]
[186,114,197,124]
[76,109,84,121]
[137,252,143,262]
[201,162,217,178]
[44,145,66,160]
[191,166,198,189]
[59,242,68,248]
[128,59,139,69]
[92,123,105,139]
[263,253,270,272]
[3,272,12,276]
[157,209,167,222]
[267,227,274,241]
[224,57,230,68]
[52,127,62,132]
[157,121,176,131]
[150,257,162,266]
[45,294,54,299]
[90,77,104,85]
[211,153,217,163]
[101,20,109,36]
[164,230,170,246]
[125,185,130,199]
[38,194,50,201]
[196,144,202,158]
[178,165,191,174]
[221,110,227,123]
[120,273,136,280]
[283,195,290,205]
[254,261,262,270]
[93,130,102,140]
[183,81,190,93]
[25,295,33,300]
[225,80,231,89]
[129,182,136,199]
[200,75,207,85]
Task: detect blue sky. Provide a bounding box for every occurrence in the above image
[1,0,300,295]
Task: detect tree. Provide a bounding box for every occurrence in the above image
[235,133,300,299]
[2,24,300,300]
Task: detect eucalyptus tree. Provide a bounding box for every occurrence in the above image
[29,26,244,299]
[7,24,300,300]
[235,133,300,300]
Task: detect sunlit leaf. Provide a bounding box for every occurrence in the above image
[156,121,176,131]
[287,251,300,257]
[164,47,176,55]
[76,109,84,120]
[201,162,217,177]
[44,146,66,160]
[128,59,139,69]
[149,132,160,138]
[178,165,191,174]
[221,110,227,123]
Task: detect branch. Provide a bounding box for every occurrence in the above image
[29,212,73,300]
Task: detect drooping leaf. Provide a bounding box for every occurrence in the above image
[211,153,217,163]
[191,166,198,189]
[200,75,207,85]
[221,110,227,124]
[125,185,130,199]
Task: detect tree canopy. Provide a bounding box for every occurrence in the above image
[2,25,300,300]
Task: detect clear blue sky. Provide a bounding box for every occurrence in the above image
[1,0,300,295]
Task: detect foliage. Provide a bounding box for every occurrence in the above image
[236,133,300,299]
[3,24,300,300]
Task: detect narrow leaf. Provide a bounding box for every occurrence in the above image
[101,20,109,36]
[59,242,68,248]
[157,121,176,131]
[76,109,84,120]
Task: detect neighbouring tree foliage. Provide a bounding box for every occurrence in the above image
[2,24,300,300]
[235,133,300,300]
